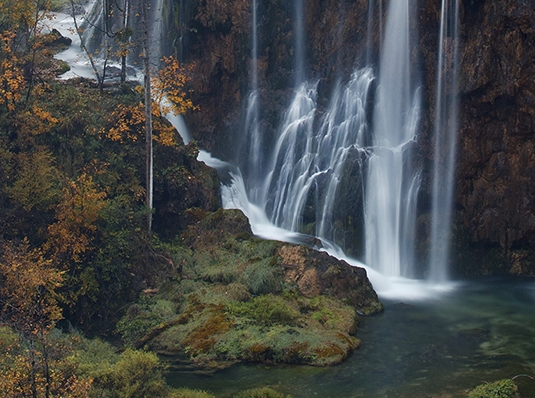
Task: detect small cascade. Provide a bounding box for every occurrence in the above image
[242,0,263,199]
[428,0,460,282]
[364,0,421,277]
[254,69,374,245]
[262,83,318,230]
[294,0,305,84]
[177,0,185,62]
[315,69,374,241]
[81,0,163,69]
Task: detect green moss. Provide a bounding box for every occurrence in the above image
[227,294,300,326]
[468,379,519,398]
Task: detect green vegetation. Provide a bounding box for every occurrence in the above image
[117,216,363,369]
[468,379,520,398]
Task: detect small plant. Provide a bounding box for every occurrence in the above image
[468,379,519,398]
[227,295,300,326]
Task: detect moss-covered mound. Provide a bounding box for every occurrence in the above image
[118,209,382,369]
[468,379,520,398]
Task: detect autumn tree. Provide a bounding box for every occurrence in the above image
[46,173,107,308]
[0,31,24,112]
[0,239,91,397]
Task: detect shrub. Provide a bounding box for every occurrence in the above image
[227,295,300,326]
[468,379,519,398]
[103,349,169,398]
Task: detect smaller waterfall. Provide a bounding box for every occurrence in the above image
[242,0,263,198]
[177,0,185,62]
[316,69,374,241]
[255,69,373,247]
[262,83,318,230]
[365,0,421,277]
[428,0,460,282]
[294,0,306,84]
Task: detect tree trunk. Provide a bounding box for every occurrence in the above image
[142,0,153,234]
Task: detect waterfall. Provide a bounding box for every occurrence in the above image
[242,0,263,199]
[294,0,305,84]
[428,0,460,282]
[364,0,421,277]
[262,83,318,230]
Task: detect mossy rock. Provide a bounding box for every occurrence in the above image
[468,379,520,398]
[118,208,381,368]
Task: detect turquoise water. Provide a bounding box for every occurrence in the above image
[167,278,535,397]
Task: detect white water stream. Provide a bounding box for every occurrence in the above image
[428,0,460,282]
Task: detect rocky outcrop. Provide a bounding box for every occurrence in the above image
[182,208,382,315]
[119,209,382,368]
[279,245,383,315]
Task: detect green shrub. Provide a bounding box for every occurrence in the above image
[117,298,177,346]
[468,379,519,398]
[103,349,169,398]
[243,262,281,295]
[227,295,299,325]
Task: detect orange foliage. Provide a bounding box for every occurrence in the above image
[152,56,198,117]
[0,31,24,111]
[47,173,107,264]
[0,239,63,338]
[101,56,197,147]
[104,102,145,143]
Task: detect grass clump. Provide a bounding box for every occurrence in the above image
[116,296,178,346]
[468,379,520,398]
[227,295,300,326]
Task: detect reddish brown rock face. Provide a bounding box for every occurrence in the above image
[453,1,535,274]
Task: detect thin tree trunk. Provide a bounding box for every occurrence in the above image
[30,339,37,398]
[142,0,153,234]
[120,0,129,83]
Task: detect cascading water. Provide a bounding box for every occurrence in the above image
[55,0,458,298]
[206,0,459,297]
[239,0,423,280]
[428,0,460,282]
[364,0,421,278]
[241,0,263,199]
[294,0,305,85]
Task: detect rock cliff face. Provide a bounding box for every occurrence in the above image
[454,1,535,275]
[173,0,535,275]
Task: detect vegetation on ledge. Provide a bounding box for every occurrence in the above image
[118,209,382,369]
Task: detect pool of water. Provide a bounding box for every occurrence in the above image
[167,277,535,397]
